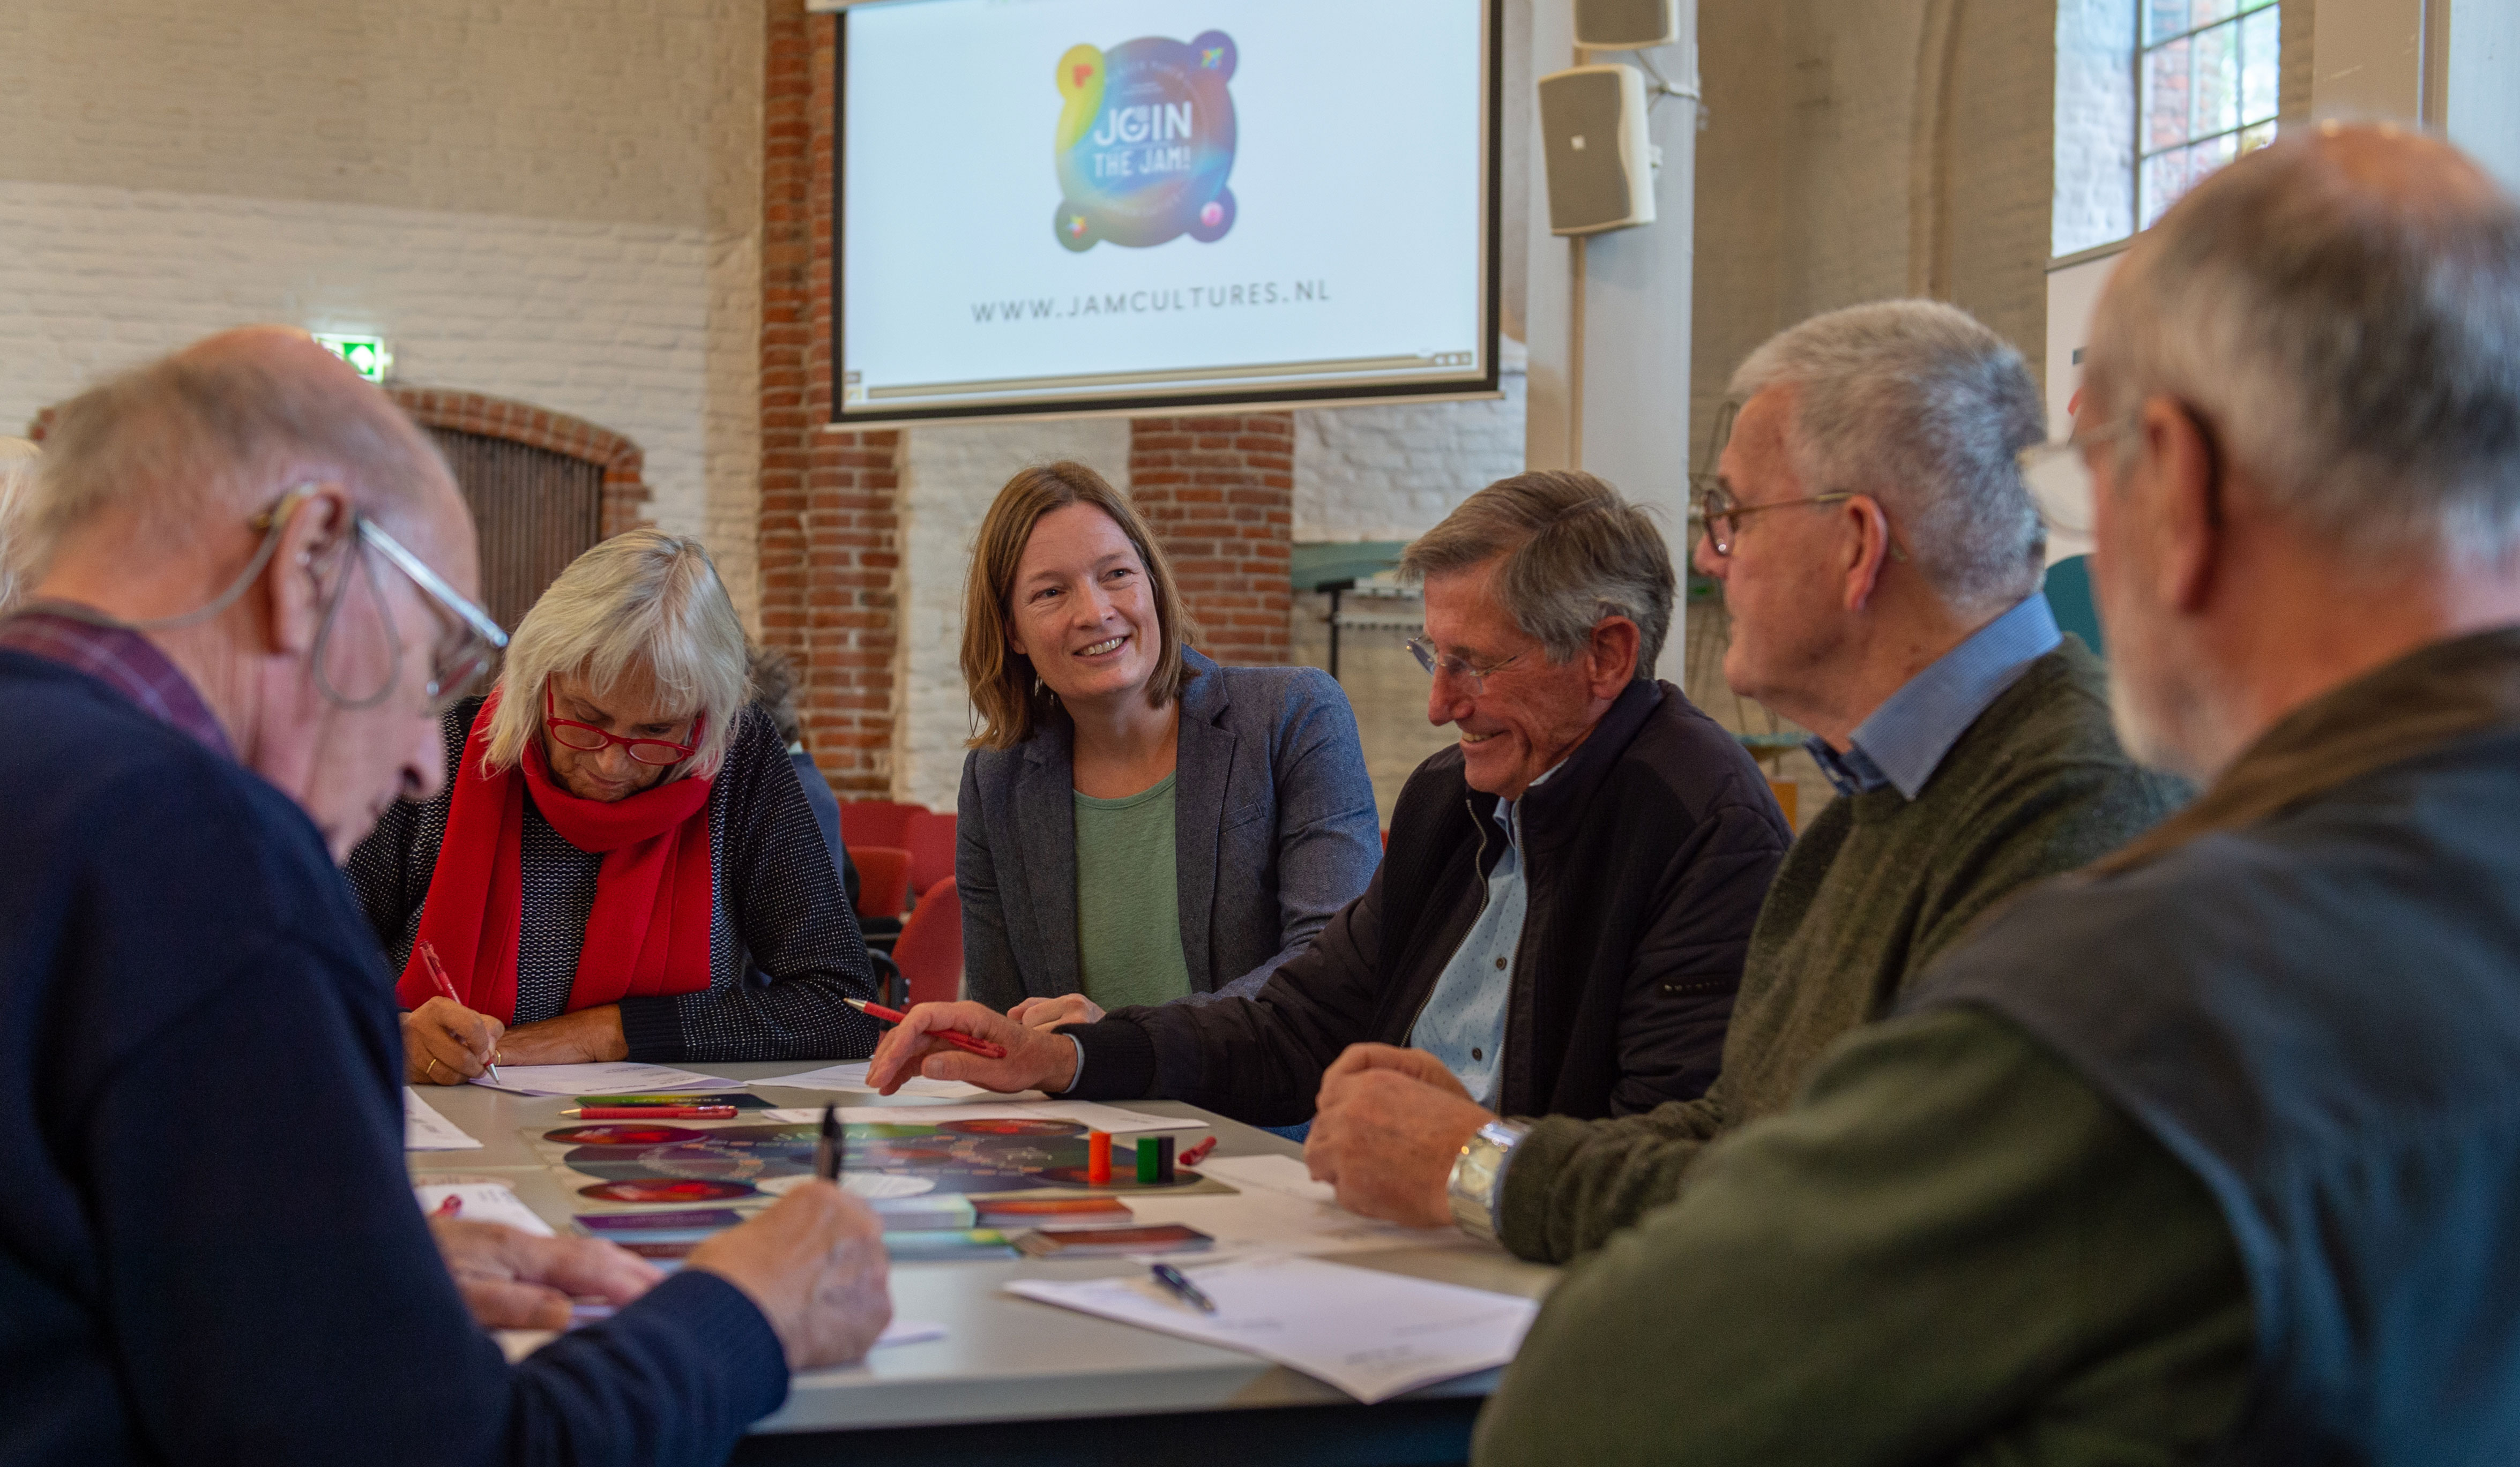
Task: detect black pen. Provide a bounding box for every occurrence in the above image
[1150,1262,1216,1314]
[816,1102,843,1183]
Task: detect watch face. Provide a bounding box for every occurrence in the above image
[1444,1124,1528,1242]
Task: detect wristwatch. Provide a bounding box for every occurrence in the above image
[1446,1119,1532,1244]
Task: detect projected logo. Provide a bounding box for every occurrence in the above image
[1053,31,1237,252]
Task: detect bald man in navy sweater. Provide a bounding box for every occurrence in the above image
[0,329,891,1466]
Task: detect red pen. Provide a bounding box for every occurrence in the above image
[431,1194,463,1218]
[417,938,502,1085]
[843,996,1009,1059]
[1179,1135,1218,1169]
[562,1106,738,1119]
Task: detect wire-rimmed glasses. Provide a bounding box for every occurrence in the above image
[349,513,508,715]
[1404,634,1523,694]
[1691,482,1863,558]
[2016,417,2137,541]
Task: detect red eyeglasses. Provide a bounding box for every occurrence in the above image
[543,684,703,767]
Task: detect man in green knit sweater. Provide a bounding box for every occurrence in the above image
[1302,298,2188,1260]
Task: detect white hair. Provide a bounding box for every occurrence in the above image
[2086,127,2520,560]
[1729,299,2048,612]
[480,528,749,781]
[0,439,38,612]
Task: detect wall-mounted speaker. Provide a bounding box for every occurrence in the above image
[1537,64,1656,236]
[1574,0,1680,49]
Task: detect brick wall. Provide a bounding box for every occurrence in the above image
[1129,414,1295,666]
[758,1,903,798]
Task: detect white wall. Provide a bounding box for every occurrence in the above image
[0,0,764,623]
[1293,347,1530,541]
[0,180,720,530]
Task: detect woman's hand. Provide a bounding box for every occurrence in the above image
[1006,993,1106,1029]
[495,1005,629,1065]
[404,997,506,1085]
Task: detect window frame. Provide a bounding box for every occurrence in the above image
[2134,0,2282,230]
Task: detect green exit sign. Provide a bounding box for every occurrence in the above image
[312,333,392,383]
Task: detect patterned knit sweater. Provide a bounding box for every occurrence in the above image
[1498,639,2190,1262]
[346,696,878,1064]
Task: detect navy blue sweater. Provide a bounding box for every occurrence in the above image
[0,650,788,1467]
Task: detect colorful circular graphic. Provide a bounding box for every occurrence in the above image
[1053,31,1237,251]
[545,1124,709,1147]
[579,1178,756,1204]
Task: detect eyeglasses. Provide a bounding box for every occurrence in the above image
[248,492,506,716]
[1691,481,1860,558]
[159,484,506,716]
[349,513,508,715]
[1405,635,1522,694]
[542,684,703,767]
[2016,418,2137,540]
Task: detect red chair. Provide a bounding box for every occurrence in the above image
[850,845,912,921]
[891,877,964,1007]
[839,800,922,850]
[904,810,957,897]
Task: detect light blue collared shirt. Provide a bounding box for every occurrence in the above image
[1409,765,1558,1107]
[1805,593,2063,800]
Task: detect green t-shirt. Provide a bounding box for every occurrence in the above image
[1073,773,1194,1011]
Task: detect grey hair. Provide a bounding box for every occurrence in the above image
[748,642,805,747]
[1400,470,1674,680]
[20,330,451,578]
[2086,126,2520,560]
[481,528,749,780]
[1729,299,2047,611]
[0,439,38,612]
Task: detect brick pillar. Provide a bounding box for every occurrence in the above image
[759,1,901,797]
[1128,414,1294,665]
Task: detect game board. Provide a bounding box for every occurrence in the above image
[539,1117,1227,1209]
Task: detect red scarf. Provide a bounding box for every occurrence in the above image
[396,688,715,1022]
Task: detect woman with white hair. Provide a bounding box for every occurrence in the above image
[349,528,879,1081]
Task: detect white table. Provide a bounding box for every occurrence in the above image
[412,1062,1556,1465]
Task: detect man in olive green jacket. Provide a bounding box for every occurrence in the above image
[1302,297,2188,1261]
[1475,124,2520,1466]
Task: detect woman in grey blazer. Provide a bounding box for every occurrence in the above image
[956,461,1382,1022]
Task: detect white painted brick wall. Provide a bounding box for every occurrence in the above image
[1292,349,1530,541]
[0,178,750,611]
[891,418,1133,813]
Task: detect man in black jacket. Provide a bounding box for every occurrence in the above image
[867,471,1790,1127]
